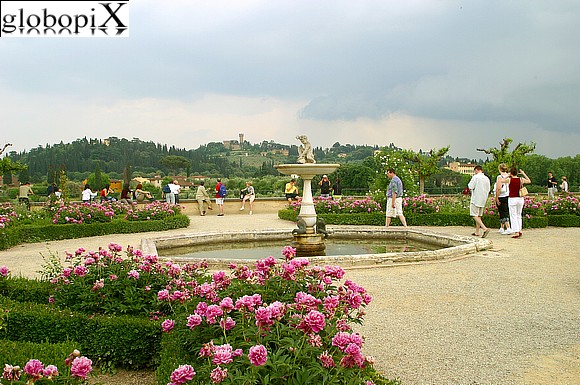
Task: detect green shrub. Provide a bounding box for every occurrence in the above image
[0,214,190,251]
[0,277,51,304]
[1,296,161,369]
[547,215,580,227]
[0,339,78,367]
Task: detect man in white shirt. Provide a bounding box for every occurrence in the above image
[468,165,491,238]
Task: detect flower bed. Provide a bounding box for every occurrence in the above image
[282,195,579,228]
[1,243,396,385]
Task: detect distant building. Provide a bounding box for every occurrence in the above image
[445,162,477,176]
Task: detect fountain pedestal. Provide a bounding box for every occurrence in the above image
[275,163,340,256]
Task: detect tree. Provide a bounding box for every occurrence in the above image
[1,143,27,184]
[369,149,419,207]
[159,155,191,176]
[477,138,536,176]
[400,146,450,194]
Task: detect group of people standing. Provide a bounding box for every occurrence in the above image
[470,164,531,239]
[547,171,569,198]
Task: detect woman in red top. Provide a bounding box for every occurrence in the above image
[503,167,531,238]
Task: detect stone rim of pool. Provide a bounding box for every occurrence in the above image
[141,226,493,269]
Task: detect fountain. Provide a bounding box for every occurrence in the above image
[274,135,340,256]
[139,134,494,268]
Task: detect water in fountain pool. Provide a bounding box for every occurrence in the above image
[158,238,445,260]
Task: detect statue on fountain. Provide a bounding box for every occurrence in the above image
[296,135,316,164]
[292,217,308,235]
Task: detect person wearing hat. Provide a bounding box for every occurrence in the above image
[319,175,331,198]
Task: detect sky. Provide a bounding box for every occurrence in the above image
[1,0,579,160]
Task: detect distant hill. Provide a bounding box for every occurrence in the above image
[6,136,380,182]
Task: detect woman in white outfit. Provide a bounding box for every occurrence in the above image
[502,167,531,239]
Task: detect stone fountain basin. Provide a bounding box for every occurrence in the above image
[275,163,341,178]
[141,226,492,269]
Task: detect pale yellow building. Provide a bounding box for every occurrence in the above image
[445,162,477,176]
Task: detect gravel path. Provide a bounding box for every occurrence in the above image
[1,216,578,385]
[350,226,580,385]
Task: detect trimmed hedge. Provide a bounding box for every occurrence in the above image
[0,339,78,368]
[0,295,161,369]
[0,214,190,250]
[0,277,51,304]
[547,214,580,227]
[278,210,551,228]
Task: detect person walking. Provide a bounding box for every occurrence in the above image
[385,168,408,227]
[165,180,178,204]
[18,182,34,210]
[494,163,512,235]
[468,165,491,238]
[504,167,531,239]
[215,178,226,216]
[195,181,213,216]
[239,181,255,215]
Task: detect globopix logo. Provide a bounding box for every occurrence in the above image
[0,1,130,37]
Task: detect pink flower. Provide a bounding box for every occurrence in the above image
[127,269,140,279]
[248,344,268,366]
[70,356,92,380]
[219,297,234,312]
[282,246,297,260]
[3,364,22,381]
[210,366,228,383]
[212,344,234,365]
[169,364,196,384]
[318,351,335,368]
[298,310,326,334]
[24,359,44,380]
[186,314,203,329]
[42,365,59,378]
[157,289,169,301]
[0,266,9,277]
[220,317,236,331]
[91,279,104,291]
[162,319,175,333]
[73,265,87,277]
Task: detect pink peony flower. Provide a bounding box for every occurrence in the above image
[212,344,234,365]
[23,359,44,380]
[70,356,92,380]
[127,269,140,279]
[42,365,59,378]
[161,319,175,333]
[186,314,203,329]
[0,265,9,277]
[299,310,326,334]
[318,351,335,368]
[248,344,268,366]
[210,366,228,383]
[170,364,196,384]
[220,317,236,331]
[73,265,87,277]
